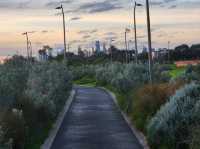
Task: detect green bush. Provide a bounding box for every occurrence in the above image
[95,63,148,93]
[26,61,72,116]
[189,125,200,149]
[2,109,26,149]
[147,83,200,149]
[0,56,29,106]
[111,72,132,93]
[153,64,172,83]
[132,84,170,132]
[71,65,96,80]
[123,64,149,89]
[0,57,72,148]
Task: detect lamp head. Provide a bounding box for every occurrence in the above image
[55,5,62,9]
[136,3,143,6]
[22,32,27,35]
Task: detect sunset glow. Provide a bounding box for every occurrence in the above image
[0,0,199,56]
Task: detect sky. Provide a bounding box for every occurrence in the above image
[0,0,200,56]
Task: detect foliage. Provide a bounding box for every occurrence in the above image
[95,63,148,93]
[0,57,72,149]
[147,83,200,149]
[0,56,29,106]
[1,109,26,149]
[189,125,200,149]
[71,65,97,80]
[153,64,172,82]
[131,80,185,133]
[26,61,72,117]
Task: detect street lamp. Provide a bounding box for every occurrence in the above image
[125,28,131,63]
[145,0,153,83]
[22,32,30,60]
[110,39,115,64]
[168,41,170,63]
[133,1,142,64]
[56,4,67,60]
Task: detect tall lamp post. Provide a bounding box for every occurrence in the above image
[146,0,153,83]
[168,41,170,63]
[56,4,67,60]
[133,1,142,64]
[22,32,30,60]
[125,28,130,63]
[110,39,115,64]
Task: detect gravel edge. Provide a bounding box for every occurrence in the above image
[99,87,150,149]
[41,89,76,149]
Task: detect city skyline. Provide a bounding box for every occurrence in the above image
[0,0,200,56]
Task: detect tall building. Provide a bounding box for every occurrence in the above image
[78,46,84,57]
[95,41,101,53]
[103,42,107,53]
[143,46,148,53]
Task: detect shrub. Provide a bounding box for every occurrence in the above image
[132,80,185,133]
[153,64,172,83]
[147,83,200,148]
[111,72,132,93]
[0,57,73,148]
[71,65,97,80]
[2,109,26,149]
[26,61,72,117]
[0,56,29,106]
[123,63,149,89]
[189,125,200,149]
[95,63,124,86]
[132,84,170,132]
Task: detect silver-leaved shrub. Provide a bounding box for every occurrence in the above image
[0,56,29,105]
[26,61,72,117]
[147,83,200,148]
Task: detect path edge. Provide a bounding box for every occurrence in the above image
[99,87,150,149]
[41,89,76,149]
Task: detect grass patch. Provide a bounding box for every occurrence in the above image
[74,76,97,87]
[25,123,52,149]
[102,84,128,110]
[169,67,185,78]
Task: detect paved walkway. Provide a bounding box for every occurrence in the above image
[51,86,143,149]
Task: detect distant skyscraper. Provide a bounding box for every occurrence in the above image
[92,47,95,55]
[143,46,148,53]
[103,42,107,53]
[95,41,101,53]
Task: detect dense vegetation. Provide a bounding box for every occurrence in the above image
[72,62,200,149]
[0,56,72,149]
[1,51,200,149]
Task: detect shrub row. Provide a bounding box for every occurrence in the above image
[147,83,200,149]
[0,57,72,149]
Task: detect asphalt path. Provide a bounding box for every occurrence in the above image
[50,86,143,149]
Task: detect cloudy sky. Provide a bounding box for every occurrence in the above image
[0,0,200,56]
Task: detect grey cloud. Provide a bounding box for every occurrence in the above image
[164,0,177,3]
[82,35,91,39]
[17,0,32,9]
[27,31,37,34]
[34,42,43,45]
[70,17,81,21]
[138,35,146,39]
[70,40,81,44]
[0,0,32,9]
[81,2,122,13]
[45,0,73,8]
[41,30,49,33]
[67,0,123,14]
[78,29,98,35]
[168,4,177,9]
[105,32,117,36]
[150,1,163,6]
